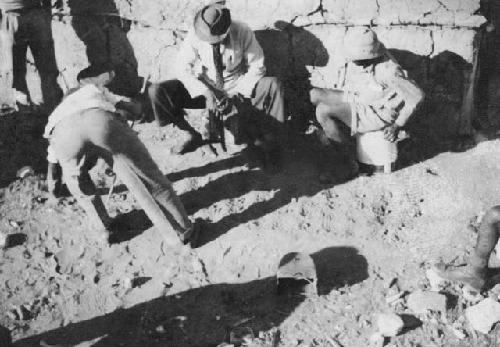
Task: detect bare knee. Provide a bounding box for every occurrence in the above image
[315,104,332,126]
[310,88,323,105]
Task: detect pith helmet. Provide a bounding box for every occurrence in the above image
[344,27,385,61]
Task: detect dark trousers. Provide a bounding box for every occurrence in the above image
[7,8,62,111]
[148,76,286,148]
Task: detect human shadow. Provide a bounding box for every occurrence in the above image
[179,134,352,246]
[0,112,47,188]
[66,0,142,97]
[387,49,477,170]
[108,209,153,244]
[14,246,368,347]
[255,21,329,133]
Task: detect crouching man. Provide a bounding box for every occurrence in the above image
[148,3,285,169]
[434,206,500,291]
[310,27,424,183]
[45,65,197,247]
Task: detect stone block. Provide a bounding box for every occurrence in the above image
[465,298,500,334]
[432,28,476,63]
[407,290,447,313]
[228,0,320,29]
[376,313,404,337]
[344,0,378,25]
[374,27,433,57]
[300,25,346,88]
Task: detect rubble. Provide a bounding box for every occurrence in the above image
[426,268,446,292]
[407,291,447,314]
[462,286,484,304]
[376,313,404,337]
[465,298,500,334]
[369,332,385,347]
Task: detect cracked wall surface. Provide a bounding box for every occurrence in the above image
[21,0,486,136]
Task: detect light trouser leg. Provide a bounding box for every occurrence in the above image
[112,154,191,246]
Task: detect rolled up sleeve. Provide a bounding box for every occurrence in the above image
[379,64,424,127]
[232,25,266,98]
[175,33,208,97]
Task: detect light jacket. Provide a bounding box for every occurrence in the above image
[44,84,125,163]
[340,54,424,129]
[175,20,266,98]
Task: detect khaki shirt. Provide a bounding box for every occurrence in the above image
[341,55,424,128]
[175,20,266,98]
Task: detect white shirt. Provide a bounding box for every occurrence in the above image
[175,20,266,98]
[44,84,124,163]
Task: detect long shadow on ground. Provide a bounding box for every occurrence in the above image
[173,134,353,246]
[0,112,47,188]
[14,246,368,347]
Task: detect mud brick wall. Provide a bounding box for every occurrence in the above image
[23,0,485,138]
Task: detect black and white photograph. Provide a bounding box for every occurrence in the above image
[0,0,499,346]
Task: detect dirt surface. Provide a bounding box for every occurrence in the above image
[2,113,500,347]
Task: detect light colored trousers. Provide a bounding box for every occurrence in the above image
[50,109,192,243]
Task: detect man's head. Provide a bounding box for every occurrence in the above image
[77,63,115,87]
[194,3,231,44]
[344,27,385,64]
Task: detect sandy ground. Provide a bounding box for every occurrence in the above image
[2,113,500,347]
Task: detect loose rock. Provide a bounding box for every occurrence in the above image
[462,286,483,304]
[369,332,385,347]
[376,313,404,337]
[407,291,447,313]
[465,298,500,334]
[426,268,446,291]
[0,233,6,248]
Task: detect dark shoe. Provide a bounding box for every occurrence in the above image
[433,263,486,291]
[179,223,200,248]
[172,132,204,155]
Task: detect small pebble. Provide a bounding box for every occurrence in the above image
[462,286,484,304]
[369,332,385,347]
[426,268,446,291]
[451,327,466,340]
[0,233,6,248]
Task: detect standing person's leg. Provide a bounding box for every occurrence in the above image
[51,116,112,234]
[435,206,500,290]
[0,11,30,101]
[148,79,205,154]
[61,156,112,231]
[24,8,62,113]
